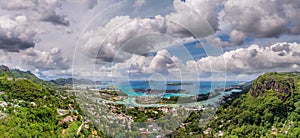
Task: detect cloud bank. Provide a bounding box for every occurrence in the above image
[223,0,300,45]
[1,0,300,80]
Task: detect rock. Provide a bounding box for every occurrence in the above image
[274,83,280,91]
[283,86,290,94]
[0,65,9,72]
[250,87,258,98]
[250,77,294,101]
[264,79,275,90]
[286,78,295,89]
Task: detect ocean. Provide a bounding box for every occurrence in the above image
[98,81,244,98]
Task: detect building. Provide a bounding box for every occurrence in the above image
[62,116,73,124]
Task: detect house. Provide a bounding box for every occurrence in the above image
[57,109,68,116]
[203,128,212,135]
[30,102,36,106]
[218,131,224,137]
[161,107,168,113]
[7,78,13,81]
[271,127,277,136]
[0,101,8,107]
[62,116,73,124]
[84,124,89,129]
[147,118,154,123]
[85,119,90,123]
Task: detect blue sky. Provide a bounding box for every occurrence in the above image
[1,0,300,81]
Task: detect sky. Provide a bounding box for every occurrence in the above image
[1,0,300,81]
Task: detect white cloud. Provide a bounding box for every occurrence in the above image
[222,0,300,45]
[229,30,246,46]
[145,49,174,74]
[183,0,219,31]
[80,0,219,63]
[189,42,300,73]
[0,15,38,52]
[0,0,34,10]
[91,49,185,80]
[134,0,146,8]
[0,47,70,70]
[2,0,300,81]
[70,0,98,9]
[0,0,70,26]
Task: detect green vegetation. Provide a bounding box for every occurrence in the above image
[50,78,94,86]
[99,89,127,97]
[135,93,220,105]
[2,64,300,138]
[171,72,300,137]
[10,69,44,84]
[109,104,165,122]
[0,66,101,137]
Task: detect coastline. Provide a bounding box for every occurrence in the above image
[93,81,244,106]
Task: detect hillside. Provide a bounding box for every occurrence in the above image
[2,65,300,137]
[205,72,300,137]
[0,65,47,85]
[168,72,300,137]
[50,78,94,86]
[0,65,102,137]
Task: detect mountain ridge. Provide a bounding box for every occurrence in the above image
[204,72,300,137]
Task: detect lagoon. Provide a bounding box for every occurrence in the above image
[97,81,244,98]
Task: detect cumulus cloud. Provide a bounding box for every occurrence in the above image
[182,0,219,32]
[0,47,70,70]
[34,0,71,26]
[134,0,146,8]
[67,0,98,9]
[80,0,219,63]
[0,15,37,52]
[0,0,34,10]
[104,49,184,79]
[85,0,98,9]
[189,42,300,73]
[223,0,300,45]
[2,0,299,81]
[42,13,70,26]
[145,49,174,74]
[0,0,70,26]
[21,48,70,70]
[81,16,180,63]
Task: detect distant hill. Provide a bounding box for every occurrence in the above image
[10,69,44,83]
[50,78,94,86]
[0,65,46,85]
[0,65,94,86]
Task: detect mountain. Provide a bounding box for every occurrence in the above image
[2,65,300,137]
[0,65,10,76]
[0,65,102,137]
[0,65,46,85]
[50,78,94,86]
[204,72,300,137]
[0,65,9,72]
[169,72,300,137]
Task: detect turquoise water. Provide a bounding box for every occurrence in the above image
[98,81,243,98]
